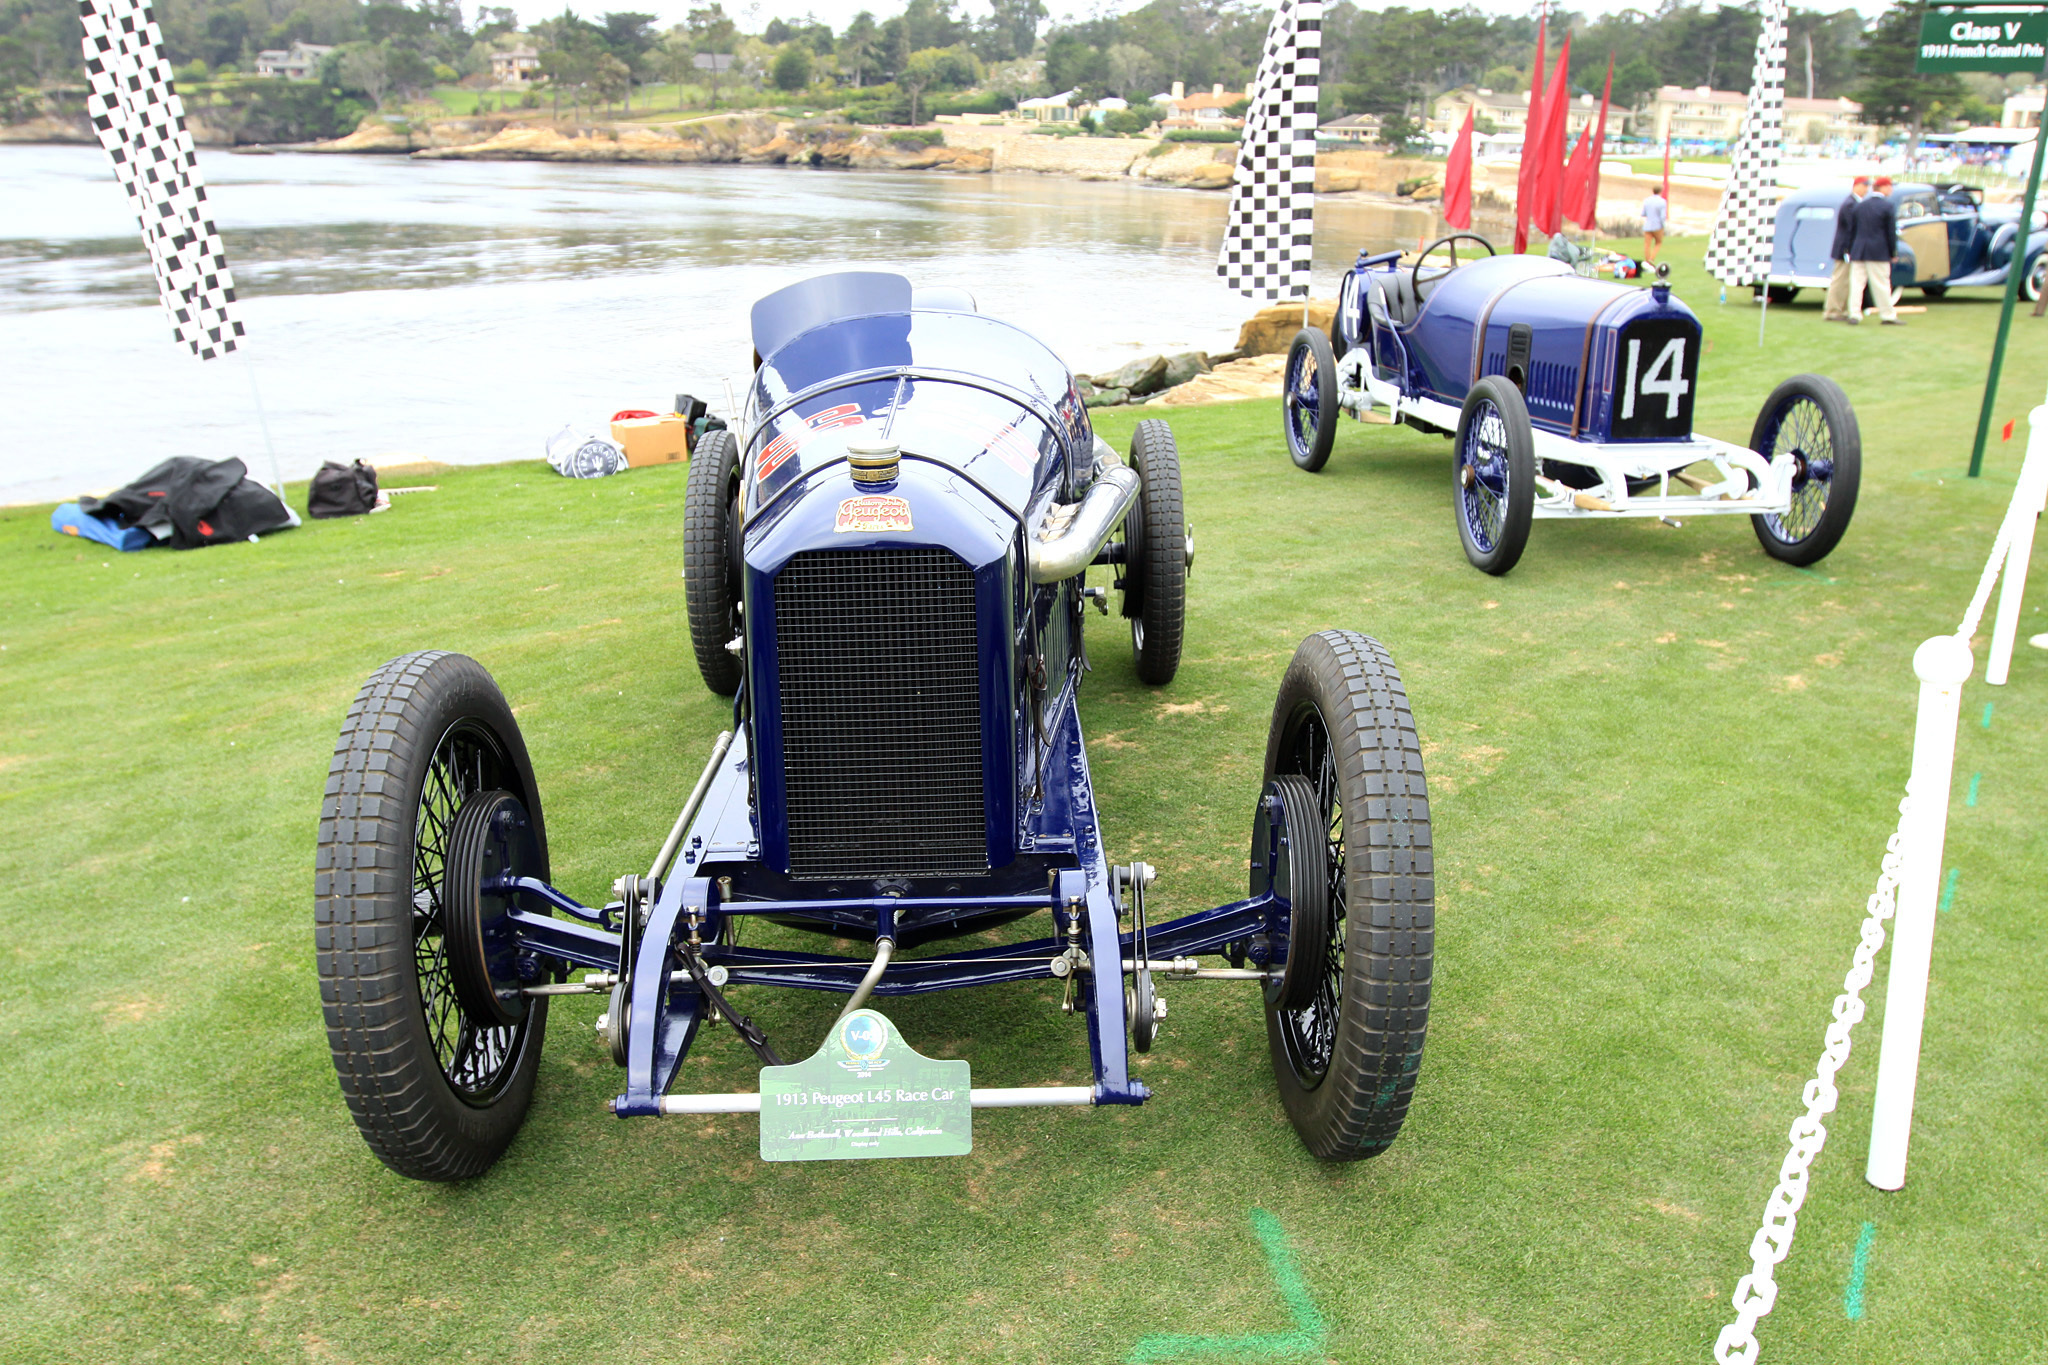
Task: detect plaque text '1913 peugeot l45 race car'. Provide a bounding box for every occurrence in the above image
[1283,234,1862,576]
[314,273,1437,1178]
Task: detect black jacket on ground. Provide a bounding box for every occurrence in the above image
[79,457,294,549]
[1830,194,1860,260]
[1847,193,1898,262]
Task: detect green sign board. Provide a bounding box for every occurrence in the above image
[1918,5,2048,72]
[758,1009,972,1161]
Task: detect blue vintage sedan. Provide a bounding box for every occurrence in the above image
[1766,181,2048,302]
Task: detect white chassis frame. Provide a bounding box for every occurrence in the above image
[1337,351,1796,522]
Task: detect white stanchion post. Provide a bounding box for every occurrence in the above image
[1865,634,1974,1191]
[1986,407,2048,686]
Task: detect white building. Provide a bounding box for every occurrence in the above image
[253,42,333,81]
[490,47,540,85]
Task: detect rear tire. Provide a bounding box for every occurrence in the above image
[1453,376,1535,575]
[315,652,550,1182]
[1260,631,1433,1161]
[1120,419,1186,686]
[1920,284,1947,300]
[684,429,743,696]
[1748,374,1860,566]
[1283,328,1339,472]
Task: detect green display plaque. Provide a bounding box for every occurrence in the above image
[758,1009,971,1162]
[1918,5,2048,72]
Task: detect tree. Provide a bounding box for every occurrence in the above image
[840,11,880,86]
[340,43,392,106]
[897,43,980,123]
[988,0,1047,60]
[1104,42,1156,97]
[385,44,436,99]
[771,42,813,91]
[591,50,630,108]
[1854,0,1965,157]
[686,3,737,104]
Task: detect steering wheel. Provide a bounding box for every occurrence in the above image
[1413,233,1498,285]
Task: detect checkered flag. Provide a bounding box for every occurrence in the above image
[79,0,243,359]
[1218,0,1320,301]
[1703,0,1788,289]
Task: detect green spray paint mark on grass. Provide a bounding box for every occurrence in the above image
[1126,1209,1326,1363]
[1982,701,1995,730]
[1940,867,1960,913]
[1966,772,1981,807]
[1844,1222,1877,1321]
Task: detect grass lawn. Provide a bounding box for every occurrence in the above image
[2,236,2045,1363]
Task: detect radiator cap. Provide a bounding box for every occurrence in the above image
[846,440,900,485]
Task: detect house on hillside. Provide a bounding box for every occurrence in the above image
[1321,113,1381,143]
[1644,84,1873,146]
[1017,89,1082,123]
[491,47,541,84]
[1160,80,1246,129]
[252,42,333,80]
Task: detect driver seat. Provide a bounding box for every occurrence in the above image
[1368,269,1422,329]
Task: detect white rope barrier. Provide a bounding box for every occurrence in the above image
[1713,414,2047,1363]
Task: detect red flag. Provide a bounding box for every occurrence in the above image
[1570,56,1613,230]
[1444,103,1474,229]
[1514,19,1548,253]
[1662,131,1672,204]
[1562,122,1595,230]
[1531,36,1572,237]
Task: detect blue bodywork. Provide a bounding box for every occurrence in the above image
[1768,181,2048,294]
[1339,249,1703,442]
[488,274,1289,1117]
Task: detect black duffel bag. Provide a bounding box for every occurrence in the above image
[308,460,380,519]
[80,457,296,549]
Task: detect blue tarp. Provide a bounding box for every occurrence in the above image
[52,502,154,551]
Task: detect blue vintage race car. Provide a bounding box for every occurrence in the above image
[315,272,1437,1177]
[1766,181,2048,302]
[1284,233,1862,575]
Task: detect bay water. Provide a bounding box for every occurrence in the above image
[0,144,1437,504]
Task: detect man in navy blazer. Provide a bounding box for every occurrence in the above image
[1824,177,1867,321]
[1847,175,1901,325]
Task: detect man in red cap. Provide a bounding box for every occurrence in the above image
[1847,174,1901,325]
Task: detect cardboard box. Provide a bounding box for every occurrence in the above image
[611,414,691,468]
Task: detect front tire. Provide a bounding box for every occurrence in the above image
[315,652,550,1182]
[1260,631,1433,1161]
[1920,283,1948,300]
[684,428,743,695]
[1453,376,1535,575]
[1283,328,1339,472]
[2025,255,2047,303]
[1118,419,1187,686]
[1749,374,1860,566]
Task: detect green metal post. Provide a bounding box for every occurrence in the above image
[1969,125,2048,477]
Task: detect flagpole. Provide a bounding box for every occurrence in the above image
[240,348,287,500]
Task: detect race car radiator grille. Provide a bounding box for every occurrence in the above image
[774,547,988,881]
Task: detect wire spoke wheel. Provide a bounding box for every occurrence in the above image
[316,651,551,1181]
[1458,402,1510,552]
[1452,376,1534,575]
[412,722,528,1100]
[1259,631,1433,1161]
[1748,374,1860,566]
[1271,723,1346,1085]
[1283,328,1338,471]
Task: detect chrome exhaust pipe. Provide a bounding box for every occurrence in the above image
[1025,443,1140,584]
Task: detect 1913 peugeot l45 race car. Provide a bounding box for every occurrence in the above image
[314,273,1436,1178]
[1282,234,1863,576]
